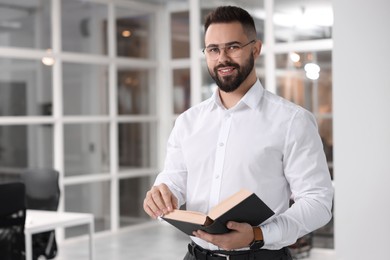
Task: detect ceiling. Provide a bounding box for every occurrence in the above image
[0,0,333,45]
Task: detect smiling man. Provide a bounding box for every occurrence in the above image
[143,6,333,260]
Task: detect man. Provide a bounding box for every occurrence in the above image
[144,6,333,260]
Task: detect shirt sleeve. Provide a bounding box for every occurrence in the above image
[153,117,187,208]
[261,109,334,249]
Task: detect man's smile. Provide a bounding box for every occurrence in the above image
[217,66,236,76]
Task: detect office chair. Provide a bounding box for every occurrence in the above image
[22,168,60,260]
[0,182,26,260]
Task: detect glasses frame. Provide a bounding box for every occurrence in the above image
[202,39,256,61]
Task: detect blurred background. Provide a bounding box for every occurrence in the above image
[0,0,388,259]
[0,0,332,247]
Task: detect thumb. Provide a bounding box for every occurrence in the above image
[226,221,244,231]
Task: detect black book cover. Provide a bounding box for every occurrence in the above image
[161,191,274,235]
[162,217,230,235]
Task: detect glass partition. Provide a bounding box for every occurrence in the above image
[61,0,108,55]
[117,69,155,115]
[0,125,53,182]
[116,8,155,59]
[118,122,156,171]
[0,58,52,116]
[63,62,109,116]
[65,181,111,237]
[64,123,110,177]
[171,11,190,59]
[275,50,332,113]
[119,176,152,227]
[0,0,51,49]
[173,69,191,114]
[274,0,333,43]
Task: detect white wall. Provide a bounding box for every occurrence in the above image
[333,0,390,259]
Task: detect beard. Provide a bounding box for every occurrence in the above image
[208,54,255,93]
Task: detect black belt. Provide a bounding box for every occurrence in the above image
[188,242,290,260]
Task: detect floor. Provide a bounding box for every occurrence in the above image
[55,221,335,260]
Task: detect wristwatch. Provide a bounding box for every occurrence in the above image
[249,226,264,250]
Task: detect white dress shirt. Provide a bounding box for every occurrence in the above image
[154,79,334,250]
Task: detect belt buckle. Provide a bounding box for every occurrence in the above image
[213,252,230,259]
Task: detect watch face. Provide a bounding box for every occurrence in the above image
[250,240,264,250]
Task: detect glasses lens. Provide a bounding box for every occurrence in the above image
[204,40,254,60]
[226,45,241,57]
[205,48,219,60]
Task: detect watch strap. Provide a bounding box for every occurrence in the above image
[253,226,263,241]
[249,226,264,250]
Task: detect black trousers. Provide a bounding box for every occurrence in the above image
[183,244,293,260]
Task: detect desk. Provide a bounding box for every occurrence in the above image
[25,210,94,260]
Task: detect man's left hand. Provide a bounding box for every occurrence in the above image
[193,221,254,250]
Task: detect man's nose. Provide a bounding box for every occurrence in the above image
[217,48,230,62]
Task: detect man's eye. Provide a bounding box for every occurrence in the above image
[227,45,240,51]
[207,48,219,53]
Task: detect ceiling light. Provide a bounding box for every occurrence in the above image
[41,49,55,66]
[304,63,320,80]
[304,63,320,73]
[289,52,300,63]
[306,71,319,80]
[122,30,131,37]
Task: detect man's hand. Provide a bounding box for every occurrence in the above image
[193,221,254,250]
[143,183,178,219]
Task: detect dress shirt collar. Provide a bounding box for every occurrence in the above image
[209,79,264,111]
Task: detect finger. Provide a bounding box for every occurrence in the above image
[172,198,178,210]
[159,184,176,212]
[193,230,231,250]
[193,230,216,244]
[145,190,163,217]
[143,203,157,219]
[150,186,168,213]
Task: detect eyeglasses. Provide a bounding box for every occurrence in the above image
[202,40,256,61]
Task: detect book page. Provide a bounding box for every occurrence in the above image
[163,209,207,225]
[208,189,252,220]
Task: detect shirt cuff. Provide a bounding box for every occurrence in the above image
[261,221,282,246]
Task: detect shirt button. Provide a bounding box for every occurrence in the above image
[215,175,220,179]
[219,142,224,147]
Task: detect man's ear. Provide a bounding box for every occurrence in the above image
[253,40,262,57]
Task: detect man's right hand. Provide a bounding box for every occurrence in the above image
[143,183,178,219]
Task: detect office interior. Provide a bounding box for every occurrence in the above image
[0,0,389,259]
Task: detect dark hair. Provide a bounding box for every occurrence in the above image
[204,6,257,39]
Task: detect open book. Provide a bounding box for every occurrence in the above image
[161,189,274,235]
